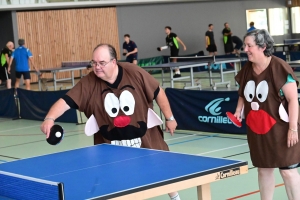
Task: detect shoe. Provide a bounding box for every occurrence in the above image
[173,74,181,78]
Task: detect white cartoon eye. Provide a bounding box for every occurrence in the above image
[244,80,255,102]
[104,93,119,117]
[256,80,269,103]
[119,90,135,116]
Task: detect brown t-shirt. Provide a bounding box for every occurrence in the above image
[235,55,300,167]
[67,62,169,151]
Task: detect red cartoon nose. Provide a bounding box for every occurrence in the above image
[114,115,131,128]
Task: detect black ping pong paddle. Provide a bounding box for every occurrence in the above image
[123,53,127,56]
[47,125,64,145]
[226,112,242,128]
[157,47,161,51]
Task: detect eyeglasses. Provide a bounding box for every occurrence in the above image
[90,59,113,67]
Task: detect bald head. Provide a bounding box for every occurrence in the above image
[93,44,117,61]
[6,41,14,50]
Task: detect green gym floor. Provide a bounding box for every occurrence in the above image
[1,69,300,200]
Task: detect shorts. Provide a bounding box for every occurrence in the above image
[206,44,217,53]
[0,66,10,81]
[234,43,243,50]
[16,71,31,80]
[224,42,234,53]
[170,48,179,57]
[126,54,138,63]
[279,163,300,170]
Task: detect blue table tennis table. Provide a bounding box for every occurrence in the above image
[0,144,248,200]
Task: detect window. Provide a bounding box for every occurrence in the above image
[246,9,268,31]
[291,7,300,33]
[268,8,288,36]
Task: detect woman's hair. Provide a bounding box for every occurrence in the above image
[244,29,274,57]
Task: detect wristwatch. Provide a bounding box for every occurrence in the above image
[166,115,175,121]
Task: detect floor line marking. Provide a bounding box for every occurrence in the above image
[0,125,40,133]
[198,143,248,155]
[226,183,284,199]
[165,134,196,141]
[168,134,219,146]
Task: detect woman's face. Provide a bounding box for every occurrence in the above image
[243,36,265,63]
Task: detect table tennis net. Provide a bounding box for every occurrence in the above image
[284,39,300,44]
[61,61,90,68]
[0,171,64,200]
[170,56,215,63]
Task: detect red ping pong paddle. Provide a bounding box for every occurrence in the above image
[47,125,64,145]
[226,112,242,128]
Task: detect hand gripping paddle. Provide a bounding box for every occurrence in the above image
[47,125,64,145]
[226,112,242,128]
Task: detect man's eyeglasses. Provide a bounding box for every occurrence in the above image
[90,59,113,67]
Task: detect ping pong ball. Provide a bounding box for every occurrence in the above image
[55,132,62,138]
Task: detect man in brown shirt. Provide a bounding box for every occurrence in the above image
[40,44,181,200]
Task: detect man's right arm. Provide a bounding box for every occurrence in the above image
[40,98,70,138]
[7,57,14,74]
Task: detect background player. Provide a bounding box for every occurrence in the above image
[158,26,187,78]
[0,41,14,89]
[205,24,217,56]
[123,34,138,65]
[8,39,39,91]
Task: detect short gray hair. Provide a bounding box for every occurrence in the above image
[93,44,117,61]
[243,29,274,57]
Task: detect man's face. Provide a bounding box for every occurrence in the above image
[225,23,229,28]
[124,36,130,44]
[209,25,214,30]
[7,43,14,50]
[165,28,170,35]
[92,46,116,79]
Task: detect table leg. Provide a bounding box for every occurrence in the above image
[190,66,194,87]
[53,73,57,90]
[71,71,75,87]
[170,68,174,88]
[197,184,211,200]
[38,76,41,91]
[161,69,164,86]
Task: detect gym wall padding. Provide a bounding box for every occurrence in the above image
[0,89,18,118]
[16,7,120,83]
[165,88,247,134]
[17,89,77,123]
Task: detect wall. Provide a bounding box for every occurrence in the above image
[117,0,289,58]
[16,7,120,82]
[0,11,15,49]
[0,11,18,84]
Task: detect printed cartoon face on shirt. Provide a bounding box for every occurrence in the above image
[244,80,276,134]
[99,85,148,148]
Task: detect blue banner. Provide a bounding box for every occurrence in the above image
[17,89,77,123]
[165,88,247,134]
[0,88,18,118]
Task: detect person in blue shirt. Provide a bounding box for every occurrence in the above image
[8,39,39,90]
[247,22,256,32]
[123,34,138,65]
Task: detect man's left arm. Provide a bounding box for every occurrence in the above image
[126,48,138,56]
[126,42,138,56]
[155,87,177,135]
[29,57,39,72]
[176,37,186,51]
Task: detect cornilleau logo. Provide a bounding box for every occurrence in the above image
[198,97,232,124]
